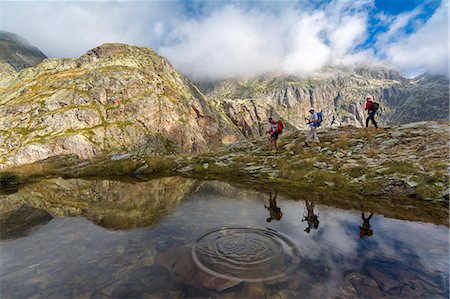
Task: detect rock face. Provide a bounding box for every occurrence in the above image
[0,43,242,169]
[197,65,449,138]
[0,30,47,71]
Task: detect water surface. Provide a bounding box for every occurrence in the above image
[0,177,448,298]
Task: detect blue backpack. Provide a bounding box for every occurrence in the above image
[314,112,323,127]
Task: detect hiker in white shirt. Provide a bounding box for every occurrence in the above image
[305,108,320,146]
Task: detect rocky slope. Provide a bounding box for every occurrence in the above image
[197,65,449,138]
[0,43,243,169]
[0,30,47,71]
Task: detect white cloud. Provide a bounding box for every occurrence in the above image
[380,1,449,76]
[1,0,447,79]
[2,1,180,58]
[160,2,373,80]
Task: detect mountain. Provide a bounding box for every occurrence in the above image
[0,43,242,169]
[196,65,449,138]
[0,30,47,71]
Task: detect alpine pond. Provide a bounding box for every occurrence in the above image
[0,177,448,298]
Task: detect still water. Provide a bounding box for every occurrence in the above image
[0,177,448,298]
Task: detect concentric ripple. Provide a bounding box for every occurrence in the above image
[192,227,301,282]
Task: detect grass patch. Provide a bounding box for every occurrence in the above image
[346,166,366,178]
[381,161,416,175]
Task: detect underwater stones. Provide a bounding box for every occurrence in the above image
[202,276,242,292]
[242,282,269,298]
[203,163,209,169]
[345,272,383,298]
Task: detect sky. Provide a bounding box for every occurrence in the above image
[0,0,448,80]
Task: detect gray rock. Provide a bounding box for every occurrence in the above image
[313,162,327,169]
[179,166,193,172]
[334,152,345,158]
[111,153,132,161]
[405,180,418,188]
[215,161,228,167]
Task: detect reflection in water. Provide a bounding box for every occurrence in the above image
[0,178,448,298]
[360,212,374,239]
[265,190,283,222]
[0,205,52,239]
[1,177,196,230]
[302,200,319,234]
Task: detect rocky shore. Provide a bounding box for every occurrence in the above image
[2,121,448,226]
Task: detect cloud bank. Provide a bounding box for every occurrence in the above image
[1,0,448,80]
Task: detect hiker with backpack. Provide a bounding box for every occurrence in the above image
[365,95,379,128]
[302,200,319,233]
[305,108,322,146]
[265,190,283,222]
[267,117,283,149]
[359,212,374,239]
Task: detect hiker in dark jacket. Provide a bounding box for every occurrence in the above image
[265,190,282,222]
[359,212,374,239]
[365,95,378,128]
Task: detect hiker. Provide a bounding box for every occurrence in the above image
[265,190,283,222]
[266,117,283,149]
[359,212,374,239]
[302,200,319,233]
[365,95,379,128]
[305,108,321,146]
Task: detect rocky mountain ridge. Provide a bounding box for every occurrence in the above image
[0,43,242,169]
[196,65,449,138]
[0,30,47,71]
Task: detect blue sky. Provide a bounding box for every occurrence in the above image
[1,0,448,79]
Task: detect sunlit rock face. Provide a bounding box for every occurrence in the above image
[0,43,243,169]
[0,30,47,71]
[197,65,449,138]
[2,177,197,230]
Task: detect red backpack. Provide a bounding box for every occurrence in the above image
[277,121,284,134]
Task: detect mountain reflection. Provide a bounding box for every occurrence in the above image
[0,177,197,231]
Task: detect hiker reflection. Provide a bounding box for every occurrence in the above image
[302,201,319,233]
[265,190,283,222]
[359,213,374,239]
